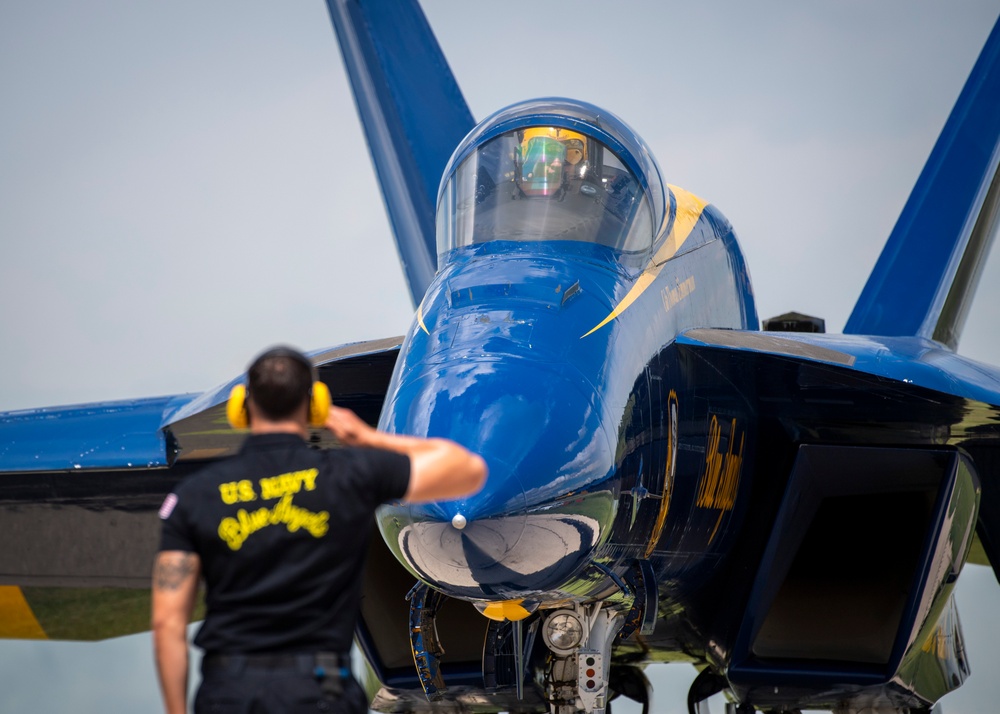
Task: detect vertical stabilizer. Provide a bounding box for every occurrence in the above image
[845,18,1000,349]
[326,0,475,305]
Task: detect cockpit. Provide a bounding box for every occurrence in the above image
[436,126,655,259]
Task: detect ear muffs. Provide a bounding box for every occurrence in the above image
[308,381,331,427]
[226,381,330,430]
[227,384,250,430]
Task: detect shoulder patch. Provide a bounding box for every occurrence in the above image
[159,493,178,520]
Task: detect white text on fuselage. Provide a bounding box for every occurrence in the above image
[662,276,696,313]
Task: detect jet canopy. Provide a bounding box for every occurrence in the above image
[436,104,661,260]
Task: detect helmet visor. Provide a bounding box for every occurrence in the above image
[519,136,567,197]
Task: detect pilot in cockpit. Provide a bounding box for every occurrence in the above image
[517,127,591,197]
[437,123,652,255]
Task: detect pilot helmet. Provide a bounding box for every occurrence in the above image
[518,127,589,197]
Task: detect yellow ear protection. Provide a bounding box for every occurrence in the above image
[307,381,332,427]
[225,347,331,430]
[226,384,252,430]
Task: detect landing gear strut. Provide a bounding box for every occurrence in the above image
[541,604,624,714]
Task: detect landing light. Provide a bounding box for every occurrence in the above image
[543,609,585,655]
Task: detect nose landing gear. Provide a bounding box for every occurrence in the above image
[541,604,627,714]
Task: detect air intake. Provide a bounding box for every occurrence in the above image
[729,444,977,686]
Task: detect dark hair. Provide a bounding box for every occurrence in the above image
[246,346,314,421]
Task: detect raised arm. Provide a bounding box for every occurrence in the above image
[325,405,487,503]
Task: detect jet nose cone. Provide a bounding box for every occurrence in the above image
[389,464,527,597]
[402,520,602,599]
[385,481,604,599]
[379,359,616,599]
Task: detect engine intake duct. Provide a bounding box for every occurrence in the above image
[755,487,935,665]
[729,444,979,701]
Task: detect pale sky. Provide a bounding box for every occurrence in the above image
[1,1,999,712]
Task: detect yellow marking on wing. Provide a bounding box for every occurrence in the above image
[0,586,47,639]
[582,185,708,338]
[416,303,430,335]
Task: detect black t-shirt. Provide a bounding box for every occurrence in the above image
[158,433,410,655]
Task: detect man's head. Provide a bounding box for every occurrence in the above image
[246,346,315,424]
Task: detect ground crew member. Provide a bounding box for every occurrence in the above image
[151,346,487,714]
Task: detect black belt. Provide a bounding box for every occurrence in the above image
[202,651,351,679]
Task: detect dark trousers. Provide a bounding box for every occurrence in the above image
[196,654,367,714]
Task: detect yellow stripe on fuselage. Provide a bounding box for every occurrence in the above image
[0,586,47,639]
[416,302,430,335]
[582,185,708,338]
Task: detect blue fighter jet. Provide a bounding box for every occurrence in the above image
[1,2,1000,713]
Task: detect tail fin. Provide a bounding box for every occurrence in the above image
[325,0,475,305]
[845,18,1000,349]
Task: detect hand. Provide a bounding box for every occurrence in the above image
[324,405,373,446]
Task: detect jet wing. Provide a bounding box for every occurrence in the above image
[676,327,1000,578]
[678,328,1000,405]
[0,394,197,474]
[0,336,402,640]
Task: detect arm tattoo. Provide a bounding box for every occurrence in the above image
[153,553,198,591]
